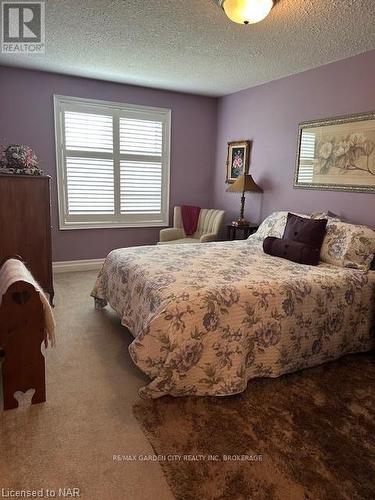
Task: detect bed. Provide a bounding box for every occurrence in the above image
[91,218,375,398]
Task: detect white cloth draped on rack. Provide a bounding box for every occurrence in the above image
[0,258,55,347]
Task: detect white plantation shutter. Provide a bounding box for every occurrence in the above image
[54,96,170,229]
[297,131,316,183]
[65,112,113,153]
[66,157,115,215]
[120,118,163,156]
[120,160,162,214]
[64,111,115,216]
[120,117,163,214]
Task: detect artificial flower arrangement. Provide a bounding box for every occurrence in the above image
[0,144,43,175]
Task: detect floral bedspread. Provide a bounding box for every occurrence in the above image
[91,239,375,398]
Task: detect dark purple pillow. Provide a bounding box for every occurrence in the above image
[263,237,321,266]
[283,213,327,250]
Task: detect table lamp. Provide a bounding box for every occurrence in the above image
[226,174,263,226]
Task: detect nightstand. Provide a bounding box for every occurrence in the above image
[227,223,259,240]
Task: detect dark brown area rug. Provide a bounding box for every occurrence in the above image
[133,353,375,500]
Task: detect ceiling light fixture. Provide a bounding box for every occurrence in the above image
[216,0,274,25]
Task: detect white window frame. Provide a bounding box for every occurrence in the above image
[54,95,171,230]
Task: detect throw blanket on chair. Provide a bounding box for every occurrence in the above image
[181,205,201,236]
[0,258,56,347]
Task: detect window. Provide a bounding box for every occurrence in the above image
[297,131,315,184]
[54,95,171,229]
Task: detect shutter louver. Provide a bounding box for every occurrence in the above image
[298,132,316,183]
[66,157,115,214]
[120,118,162,156]
[120,161,162,213]
[65,112,113,153]
[120,118,163,215]
[64,111,114,215]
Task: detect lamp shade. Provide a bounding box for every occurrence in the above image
[226,174,263,193]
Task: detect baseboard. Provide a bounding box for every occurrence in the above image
[53,258,104,274]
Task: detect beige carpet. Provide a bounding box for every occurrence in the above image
[0,271,173,500]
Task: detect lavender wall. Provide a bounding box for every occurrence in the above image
[2,51,374,263]
[0,67,218,261]
[213,50,375,228]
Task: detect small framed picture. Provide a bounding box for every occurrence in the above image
[226,140,251,183]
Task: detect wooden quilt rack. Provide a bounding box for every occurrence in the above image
[0,256,46,410]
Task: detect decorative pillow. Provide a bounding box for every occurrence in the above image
[263,237,320,266]
[320,221,375,271]
[283,213,327,250]
[311,210,341,221]
[251,211,309,241]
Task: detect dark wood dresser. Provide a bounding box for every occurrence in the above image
[0,175,54,303]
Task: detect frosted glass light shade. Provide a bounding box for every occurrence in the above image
[222,0,274,24]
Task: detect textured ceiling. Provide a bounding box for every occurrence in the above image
[1,0,375,96]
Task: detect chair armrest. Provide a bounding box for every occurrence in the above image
[200,233,218,243]
[159,228,184,242]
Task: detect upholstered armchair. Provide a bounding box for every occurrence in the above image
[159,207,226,245]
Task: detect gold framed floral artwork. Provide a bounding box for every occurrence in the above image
[226,140,251,183]
[294,111,375,193]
